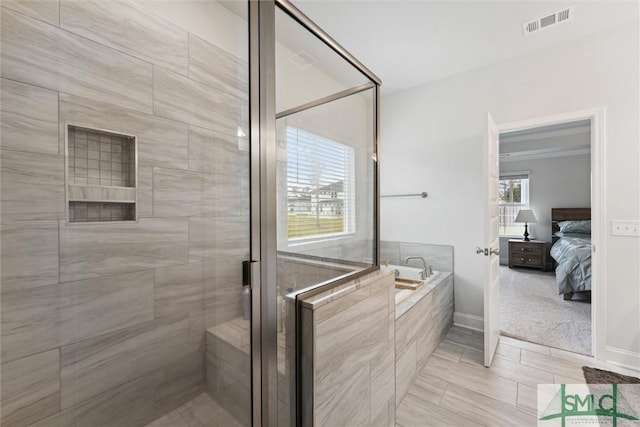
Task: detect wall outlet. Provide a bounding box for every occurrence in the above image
[611,220,640,237]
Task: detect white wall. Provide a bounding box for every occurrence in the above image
[381,22,640,368]
[498,153,591,265]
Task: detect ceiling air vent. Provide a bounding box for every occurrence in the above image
[523,6,574,35]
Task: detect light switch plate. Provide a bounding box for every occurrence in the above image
[611,220,640,237]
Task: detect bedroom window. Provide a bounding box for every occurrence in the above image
[499,172,530,236]
[286,127,355,241]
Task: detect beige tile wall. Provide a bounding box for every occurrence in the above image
[297,269,454,426]
[299,269,397,427]
[0,1,249,426]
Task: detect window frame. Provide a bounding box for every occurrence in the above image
[498,171,531,237]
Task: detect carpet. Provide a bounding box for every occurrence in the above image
[583,366,640,384]
[582,366,640,424]
[499,266,592,355]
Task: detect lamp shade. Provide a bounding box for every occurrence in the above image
[515,209,537,223]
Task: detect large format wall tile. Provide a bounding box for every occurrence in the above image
[315,362,371,426]
[153,167,249,218]
[189,216,249,262]
[370,342,395,419]
[1,78,59,155]
[60,218,188,282]
[2,270,155,362]
[313,277,395,426]
[155,263,206,319]
[60,315,189,408]
[152,167,203,218]
[137,165,154,217]
[189,125,249,175]
[59,94,188,170]
[299,270,396,426]
[398,242,454,272]
[1,149,64,221]
[396,340,417,406]
[1,0,59,26]
[1,220,59,293]
[188,34,248,100]
[315,286,389,377]
[153,351,204,418]
[202,257,245,327]
[1,349,60,426]
[1,8,153,113]
[31,369,157,427]
[395,274,454,405]
[162,258,245,343]
[154,67,244,137]
[60,0,188,75]
[156,258,244,333]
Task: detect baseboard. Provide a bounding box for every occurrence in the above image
[453,312,484,332]
[604,346,640,374]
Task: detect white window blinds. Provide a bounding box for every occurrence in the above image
[286,127,355,240]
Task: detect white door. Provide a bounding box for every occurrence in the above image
[481,112,501,367]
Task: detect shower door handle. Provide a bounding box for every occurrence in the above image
[242,260,259,287]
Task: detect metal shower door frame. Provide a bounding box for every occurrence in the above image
[248,1,381,425]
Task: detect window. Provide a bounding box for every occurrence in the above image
[499,172,530,236]
[286,127,355,240]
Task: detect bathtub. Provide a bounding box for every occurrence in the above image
[388,267,454,405]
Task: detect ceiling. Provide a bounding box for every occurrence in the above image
[293,0,639,94]
[499,119,591,162]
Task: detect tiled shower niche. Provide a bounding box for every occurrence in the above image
[66,124,137,223]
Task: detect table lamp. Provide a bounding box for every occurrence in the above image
[514,209,537,241]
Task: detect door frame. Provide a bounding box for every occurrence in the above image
[495,107,606,360]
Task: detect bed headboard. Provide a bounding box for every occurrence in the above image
[551,208,591,243]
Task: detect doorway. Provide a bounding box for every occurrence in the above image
[483,108,605,365]
[498,120,592,355]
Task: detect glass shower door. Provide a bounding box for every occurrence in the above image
[0,1,252,426]
[269,3,380,425]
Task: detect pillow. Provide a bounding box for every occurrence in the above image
[558,220,591,234]
[554,231,590,239]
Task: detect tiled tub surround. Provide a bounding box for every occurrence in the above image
[1,1,249,426]
[381,241,454,273]
[394,271,454,406]
[297,267,454,426]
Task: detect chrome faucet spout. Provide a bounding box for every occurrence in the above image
[403,256,430,279]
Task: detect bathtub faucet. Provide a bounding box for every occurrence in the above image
[404,256,431,279]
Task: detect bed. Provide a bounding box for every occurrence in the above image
[550,208,592,300]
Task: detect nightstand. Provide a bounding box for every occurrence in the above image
[508,239,547,272]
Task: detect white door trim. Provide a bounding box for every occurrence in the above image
[496,107,606,361]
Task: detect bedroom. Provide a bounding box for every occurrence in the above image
[497,120,593,356]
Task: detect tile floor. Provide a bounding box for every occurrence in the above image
[150,326,638,427]
[145,393,242,427]
[396,326,638,427]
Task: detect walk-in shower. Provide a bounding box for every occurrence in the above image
[0,1,379,425]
